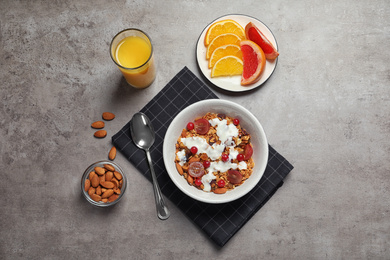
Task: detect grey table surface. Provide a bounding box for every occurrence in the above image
[1,0,389,259]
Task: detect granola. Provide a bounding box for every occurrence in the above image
[175,112,254,194]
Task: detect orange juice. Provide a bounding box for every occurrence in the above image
[110,29,156,88]
[115,36,150,68]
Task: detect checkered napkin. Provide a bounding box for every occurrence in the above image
[112,67,293,247]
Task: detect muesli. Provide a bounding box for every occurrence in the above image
[175,112,254,194]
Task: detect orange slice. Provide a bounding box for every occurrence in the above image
[208,44,242,69]
[211,55,243,78]
[240,40,266,86]
[245,22,279,60]
[204,19,245,46]
[206,33,241,60]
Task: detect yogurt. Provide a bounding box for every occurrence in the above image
[176,114,250,192]
[209,118,239,144]
[180,136,225,160]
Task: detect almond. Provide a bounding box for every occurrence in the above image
[105,171,113,181]
[176,163,184,175]
[99,175,105,184]
[108,146,116,160]
[108,194,119,202]
[187,175,193,185]
[88,187,95,196]
[104,164,115,172]
[188,157,200,164]
[84,179,91,191]
[111,178,119,188]
[94,167,105,176]
[96,186,102,195]
[90,194,102,202]
[101,181,115,189]
[213,188,227,194]
[113,188,121,195]
[102,189,114,199]
[94,130,107,138]
[113,171,123,180]
[102,112,115,121]
[101,198,108,203]
[91,175,99,188]
[89,171,96,181]
[91,121,105,129]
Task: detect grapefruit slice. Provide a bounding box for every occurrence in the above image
[245,22,279,60]
[204,19,245,46]
[240,40,266,86]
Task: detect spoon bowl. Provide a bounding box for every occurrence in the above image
[131,112,155,149]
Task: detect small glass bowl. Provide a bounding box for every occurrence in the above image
[81,160,127,207]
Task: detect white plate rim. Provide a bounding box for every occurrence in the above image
[196,14,279,92]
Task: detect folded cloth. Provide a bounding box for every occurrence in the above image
[112,66,293,247]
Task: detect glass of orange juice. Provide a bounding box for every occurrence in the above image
[110,29,156,88]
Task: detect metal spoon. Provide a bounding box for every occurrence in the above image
[130,112,170,220]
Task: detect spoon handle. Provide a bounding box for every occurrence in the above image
[146,150,170,220]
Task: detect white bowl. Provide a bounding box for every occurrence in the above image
[163,99,268,204]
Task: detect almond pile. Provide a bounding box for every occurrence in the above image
[84,164,123,203]
[91,112,117,160]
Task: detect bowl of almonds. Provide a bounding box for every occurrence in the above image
[81,160,127,207]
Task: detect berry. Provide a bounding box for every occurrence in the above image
[203,160,210,168]
[233,118,240,126]
[217,179,225,188]
[237,154,244,162]
[221,153,229,162]
[195,179,202,186]
[187,122,194,130]
[190,146,198,154]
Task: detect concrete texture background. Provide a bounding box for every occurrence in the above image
[1,0,389,259]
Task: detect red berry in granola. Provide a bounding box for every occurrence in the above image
[195,179,202,186]
[203,160,210,168]
[187,122,194,130]
[217,179,225,188]
[233,118,240,126]
[237,153,244,162]
[190,146,198,154]
[221,153,229,162]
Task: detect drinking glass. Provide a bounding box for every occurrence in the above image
[110,29,156,88]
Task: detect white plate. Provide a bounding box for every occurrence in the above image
[196,14,278,92]
[163,99,269,204]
